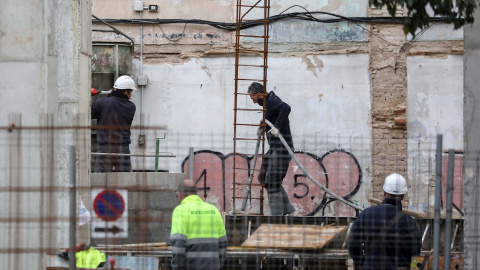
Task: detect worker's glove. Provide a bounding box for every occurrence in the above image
[257,126,264,137]
[268,127,280,137]
[91,87,100,96]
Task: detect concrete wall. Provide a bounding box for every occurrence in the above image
[0,0,91,268]
[463,9,480,270]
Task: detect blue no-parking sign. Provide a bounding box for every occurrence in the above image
[93,190,125,221]
[91,189,128,238]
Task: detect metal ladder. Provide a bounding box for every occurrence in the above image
[232,0,271,215]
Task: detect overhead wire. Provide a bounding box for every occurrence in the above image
[92,9,450,32]
[92,6,450,48]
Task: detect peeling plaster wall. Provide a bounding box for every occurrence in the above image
[92,0,465,214]
[406,55,463,212]
[407,55,463,149]
[129,53,372,206]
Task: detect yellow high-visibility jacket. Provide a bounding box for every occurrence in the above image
[75,247,106,268]
[170,195,227,270]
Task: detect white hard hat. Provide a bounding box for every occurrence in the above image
[114,75,137,90]
[383,173,408,195]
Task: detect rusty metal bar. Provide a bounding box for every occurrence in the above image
[0,186,175,192]
[236,64,268,67]
[237,49,269,53]
[234,123,265,127]
[236,34,269,38]
[242,19,269,23]
[232,168,263,172]
[235,78,266,81]
[234,183,264,187]
[238,4,270,8]
[233,108,265,112]
[234,196,263,199]
[91,152,175,157]
[234,138,264,141]
[92,14,135,53]
[0,124,165,130]
[237,0,264,21]
[234,92,266,96]
[233,0,269,215]
[0,216,169,223]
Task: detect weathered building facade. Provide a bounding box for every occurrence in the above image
[91,0,464,216]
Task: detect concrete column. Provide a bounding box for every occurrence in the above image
[464,13,480,270]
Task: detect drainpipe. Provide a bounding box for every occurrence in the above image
[140,11,144,129]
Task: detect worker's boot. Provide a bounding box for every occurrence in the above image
[267,192,284,215]
[281,187,295,215]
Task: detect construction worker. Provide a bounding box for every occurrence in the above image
[170,179,227,270]
[248,82,295,216]
[58,243,106,268]
[348,173,422,270]
[92,75,137,172]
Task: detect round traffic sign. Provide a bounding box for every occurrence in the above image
[93,190,125,221]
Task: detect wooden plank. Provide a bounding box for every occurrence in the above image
[47,268,130,270]
[368,198,427,218]
[241,224,347,249]
[122,242,167,248]
[104,256,159,270]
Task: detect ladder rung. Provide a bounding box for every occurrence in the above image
[238,49,268,53]
[233,92,266,96]
[234,108,264,112]
[235,78,266,81]
[234,138,263,141]
[236,64,267,68]
[238,4,270,8]
[236,34,269,38]
[233,167,263,172]
[233,182,264,187]
[233,196,263,199]
[233,152,264,156]
[241,19,269,23]
[235,123,262,127]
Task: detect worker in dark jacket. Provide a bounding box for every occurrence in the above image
[348,173,422,270]
[92,75,137,172]
[170,179,227,270]
[248,82,295,216]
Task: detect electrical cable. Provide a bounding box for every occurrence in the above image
[92,11,450,32]
[158,23,188,42]
[92,6,450,55]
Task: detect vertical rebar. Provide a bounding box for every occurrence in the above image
[189,147,194,179]
[433,134,443,270]
[444,149,455,270]
[155,138,160,172]
[69,146,77,270]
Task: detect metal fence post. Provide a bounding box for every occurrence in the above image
[189,147,194,179]
[433,134,443,270]
[69,146,77,270]
[444,149,455,270]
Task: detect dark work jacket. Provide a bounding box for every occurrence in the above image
[348,197,422,270]
[92,91,136,145]
[265,91,294,150]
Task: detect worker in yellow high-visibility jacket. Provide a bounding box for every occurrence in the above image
[75,245,106,268]
[170,179,227,270]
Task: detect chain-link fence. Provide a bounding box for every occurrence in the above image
[0,122,466,269]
